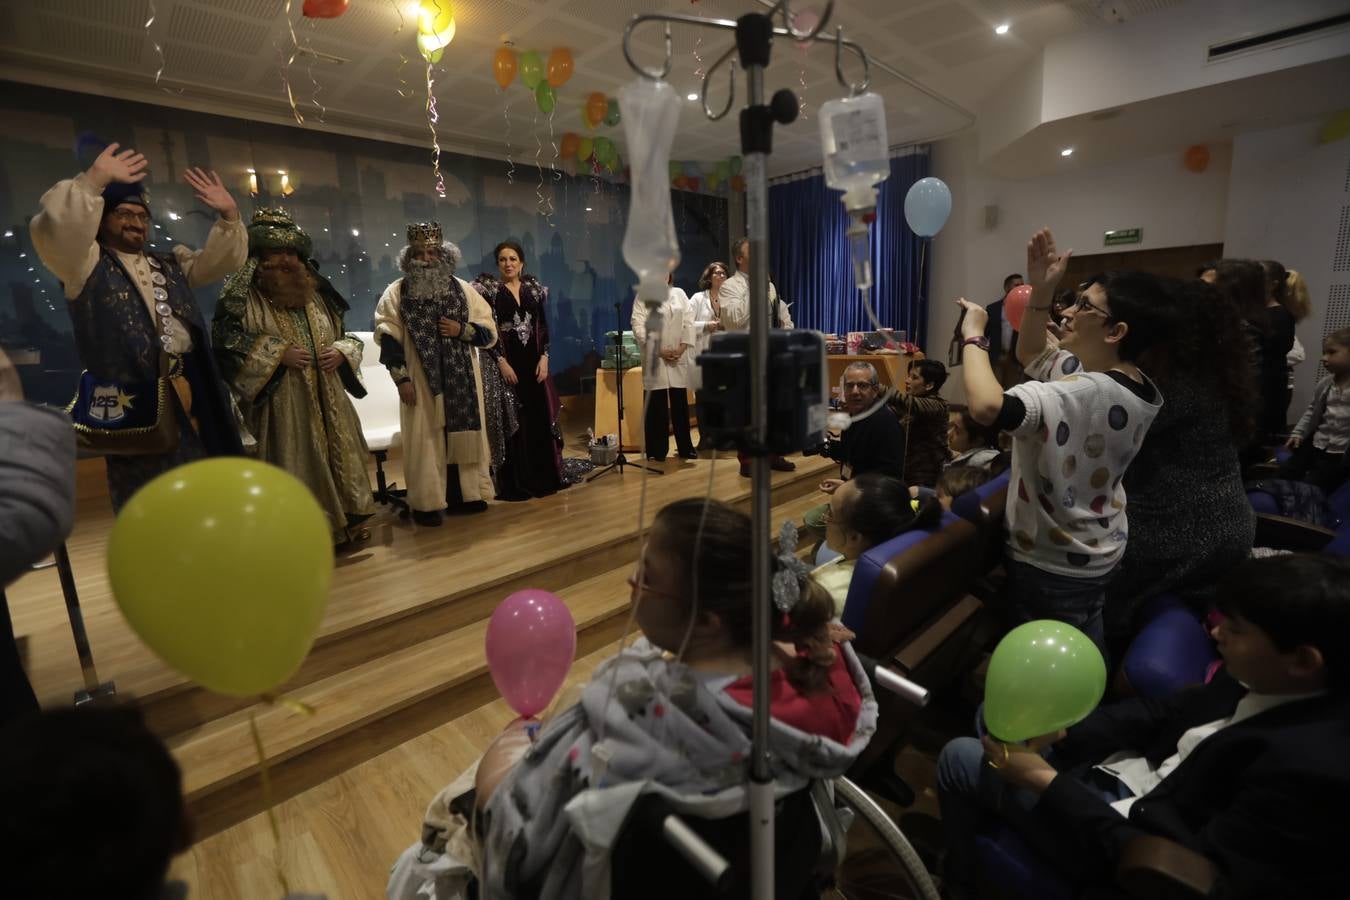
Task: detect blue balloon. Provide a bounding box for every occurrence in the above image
[683,160,703,177]
[903,177,952,238]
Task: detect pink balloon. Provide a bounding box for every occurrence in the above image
[1004,284,1034,332]
[485,589,577,717]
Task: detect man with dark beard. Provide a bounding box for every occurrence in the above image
[212,208,374,545]
[374,223,498,525]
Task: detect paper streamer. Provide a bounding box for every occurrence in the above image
[390,0,414,99]
[545,107,559,225]
[798,68,808,120]
[282,0,305,124]
[534,110,545,218]
[503,93,515,185]
[144,0,183,94]
[426,61,446,198]
[304,18,327,124]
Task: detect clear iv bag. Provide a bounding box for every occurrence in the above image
[619,78,681,306]
[818,92,889,213]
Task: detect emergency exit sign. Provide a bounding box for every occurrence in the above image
[1104,228,1142,246]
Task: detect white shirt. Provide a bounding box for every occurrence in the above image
[718,270,793,331]
[1097,689,1324,816]
[687,289,722,356]
[631,287,696,391]
[1313,380,1350,453]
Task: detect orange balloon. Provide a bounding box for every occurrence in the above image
[493,47,517,90]
[559,131,580,157]
[1183,144,1210,173]
[586,92,607,128]
[547,48,574,88]
[730,174,746,191]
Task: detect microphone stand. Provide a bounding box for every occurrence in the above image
[588,300,663,481]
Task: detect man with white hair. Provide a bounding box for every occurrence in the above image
[374,223,498,525]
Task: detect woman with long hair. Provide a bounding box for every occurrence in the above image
[1216,258,1293,452]
[688,261,729,451]
[474,240,566,500]
[1263,259,1314,430]
[1104,275,1257,655]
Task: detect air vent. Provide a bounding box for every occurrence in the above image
[1322,285,1350,380]
[1207,11,1350,62]
[1336,205,1350,273]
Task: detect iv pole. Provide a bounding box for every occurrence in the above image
[622,5,872,898]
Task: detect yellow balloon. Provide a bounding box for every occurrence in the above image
[418,0,454,35]
[108,458,333,697]
[417,21,456,60]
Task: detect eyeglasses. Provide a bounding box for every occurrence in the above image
[843,380,876,392]
[1071,293,1112,318]
[110,209,151,225]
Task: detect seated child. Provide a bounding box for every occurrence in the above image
[957,228,1168,655]
[814,472,943,614]
[946,404,1001,470]
[889,359,950,488]
[393,498,878,900]
[936,553,1350,900]
[936,466,991,510]
[1280,327,1350,494]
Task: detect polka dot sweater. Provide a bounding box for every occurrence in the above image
[999,347,1163,578]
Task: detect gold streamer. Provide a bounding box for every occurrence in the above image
[304,18,327,124]
[534,110,545,219]
[144,0,182,95]
[503,94,515,185]
[545,106,559,225]
[426,61,446,198]
[390,0,414,99]
[282,0,305,125]
[248,695,316,896]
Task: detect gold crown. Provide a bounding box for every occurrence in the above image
[407,222,443,249]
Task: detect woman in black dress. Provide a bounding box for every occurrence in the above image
[474,241,565,500]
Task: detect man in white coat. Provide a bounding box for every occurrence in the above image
[631,275,697,461]
[374,223,498,525]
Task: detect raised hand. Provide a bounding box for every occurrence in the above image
[183,167,239,221]
[1026,228,1071,293]
[88,143,148,190]
[954,297,987,340]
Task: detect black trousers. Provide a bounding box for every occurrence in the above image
[1280,444,1349,494]
[0,591,38,726]
[643,388,694,460]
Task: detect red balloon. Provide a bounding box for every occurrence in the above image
[302,0,349,18]
[686,176,700,192]
[1183,144,1210,173]
[1004,284,1034,332]
[730,174,746,191]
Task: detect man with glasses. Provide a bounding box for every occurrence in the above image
[31,141,245,509]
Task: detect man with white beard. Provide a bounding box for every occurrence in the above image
[375,223,498,525]
[213,208,374,546]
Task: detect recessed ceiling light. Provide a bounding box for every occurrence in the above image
[686,92,698,101]
[585,206,593,211]
[1060,147,1074,157]
[351,228,360,237]
[995,24,1010,35]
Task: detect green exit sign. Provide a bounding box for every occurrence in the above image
[1104,228,1142,246]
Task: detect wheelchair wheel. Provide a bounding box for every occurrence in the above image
[825,777,942,900]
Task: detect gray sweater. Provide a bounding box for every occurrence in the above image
[1291,374,1343,442]
[0,402,75,587]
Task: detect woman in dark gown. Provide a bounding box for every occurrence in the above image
[474,241,565,500]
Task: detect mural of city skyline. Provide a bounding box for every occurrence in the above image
[0,81,730,405]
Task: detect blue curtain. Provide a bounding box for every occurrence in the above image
[767,150,931,342]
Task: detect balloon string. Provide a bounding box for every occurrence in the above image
[249,709,291,895]
[545,107,558,226]
[503,93,514,185]
[304,18,327,124]
[282,0,305,124]
[426,62,446,198]
[390,0,414,99]
[535,110,545,218]
[798,68,808,120]
[144,0,183,95]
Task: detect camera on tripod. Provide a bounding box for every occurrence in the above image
[695,330,828,454]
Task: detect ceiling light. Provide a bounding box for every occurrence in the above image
[2,230,11,238]
[686,92,698,101]
[585,206,593,211]
[246,168,256,174]
[995,24,1010,35]
[351,228,360,237]
[168,211,180,221]
[1060,147,1074,157]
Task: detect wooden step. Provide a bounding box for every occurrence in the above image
[170,476,833,838]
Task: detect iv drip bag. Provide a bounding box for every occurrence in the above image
[619,78,681,306]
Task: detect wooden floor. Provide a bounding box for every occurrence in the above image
[9,405,837,845]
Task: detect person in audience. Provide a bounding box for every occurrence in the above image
[721,237,796,475]
[631,273,697,461]
[375,223,498,525]
[392,498,876,898]
[890,359,950,489]
[1216,258,1290,458]
[1263,260,1313,427]
[474,240,567,500]
[1104,277,1257,654]
[936,466,991,511]
[814,473,943,614]
[212,208,374,546]
[1281,327,1350,494]
[946,404,1001,471]
[688,261,729,451]
[984,273,1024,386]
[957,229,1167,656]
[936,554,1350,900]
[29,141,245,510]
[0,347,76,724]
[1050,288,1076,329]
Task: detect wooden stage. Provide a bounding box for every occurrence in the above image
[9,432,835,842]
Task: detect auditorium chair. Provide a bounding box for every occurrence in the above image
[1248,476,1350,557]
[1113,594,1218,700]
[949,469,1011,593]
[349,331,408,514]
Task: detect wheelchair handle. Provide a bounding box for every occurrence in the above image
[856,653,930,708]
[634,796,732,890]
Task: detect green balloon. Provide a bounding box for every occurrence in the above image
[982,620,1106,743]
[669,160,683,179]
[519,51,544,89]
[535,81,556,114]
[594,136,614,165]
[604,98,621,127]
[577,136,594,162]
[729,155,742,176]
[713,159,730,179]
